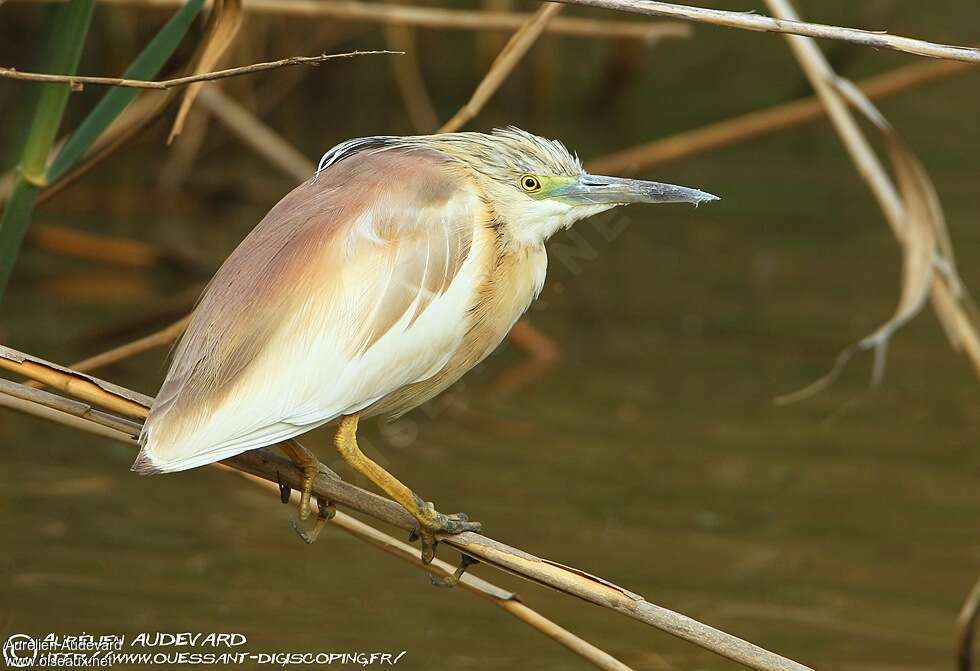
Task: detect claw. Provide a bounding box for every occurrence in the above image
[429,554,479,588]
[298,478,313,521]
[407,498,482,564]
[419,531,438,565]
[291,495,335,545]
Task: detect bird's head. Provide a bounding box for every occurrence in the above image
[428,127,719,246]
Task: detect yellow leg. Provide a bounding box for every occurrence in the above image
[279,440,338,545]
[280,439,319,520]
[334,413,481,563]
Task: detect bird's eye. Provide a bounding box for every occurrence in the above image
[520,175,542,192]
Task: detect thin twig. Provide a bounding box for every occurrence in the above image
[0,51,399,91]
[0,344,814,671]
[440,3,563,133]
[14,0,691,41]
[551,0,980,64]
[587,57,975,175]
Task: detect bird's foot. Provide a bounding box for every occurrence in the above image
[278,439,341,545]
[408,496,481,565]
[290,495,336,545]
[429,554,480,589]
[280,440,339,521]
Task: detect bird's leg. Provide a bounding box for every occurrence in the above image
[279,440,340,544]
[279,439,320,520]
[291,495,336,545]
[429,554,480,589]
[334,413,481,564]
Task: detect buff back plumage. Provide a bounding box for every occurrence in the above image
[136,147,482,472]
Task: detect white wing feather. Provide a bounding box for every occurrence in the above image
[136,152,484,473]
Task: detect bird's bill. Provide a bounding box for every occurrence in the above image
[557,174,719,206]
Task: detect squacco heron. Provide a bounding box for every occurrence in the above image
[134,127,717,562]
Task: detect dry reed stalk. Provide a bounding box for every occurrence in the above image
[0,343,814,671]
[587,57,975,175]
[760,0,980,400]
[226,468,635,671]
[439,3,563,133]
[0,347,149,418]
[167,0,243,142]
[0,51,398,90]
[552,0,980,64]
[15,0,691,41]
[0,390,139,442]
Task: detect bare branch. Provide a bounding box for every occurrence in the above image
[551,0,980,63]
[0,51,399,91]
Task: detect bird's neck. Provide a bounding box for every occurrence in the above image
[488,194,618,250]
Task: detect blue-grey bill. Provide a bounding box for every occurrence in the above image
[562,174,719,206]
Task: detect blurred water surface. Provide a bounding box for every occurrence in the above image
[2,1,979,668]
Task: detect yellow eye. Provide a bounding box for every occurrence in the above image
[519,175,542,192]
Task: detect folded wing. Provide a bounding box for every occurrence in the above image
[135,148,480,473]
